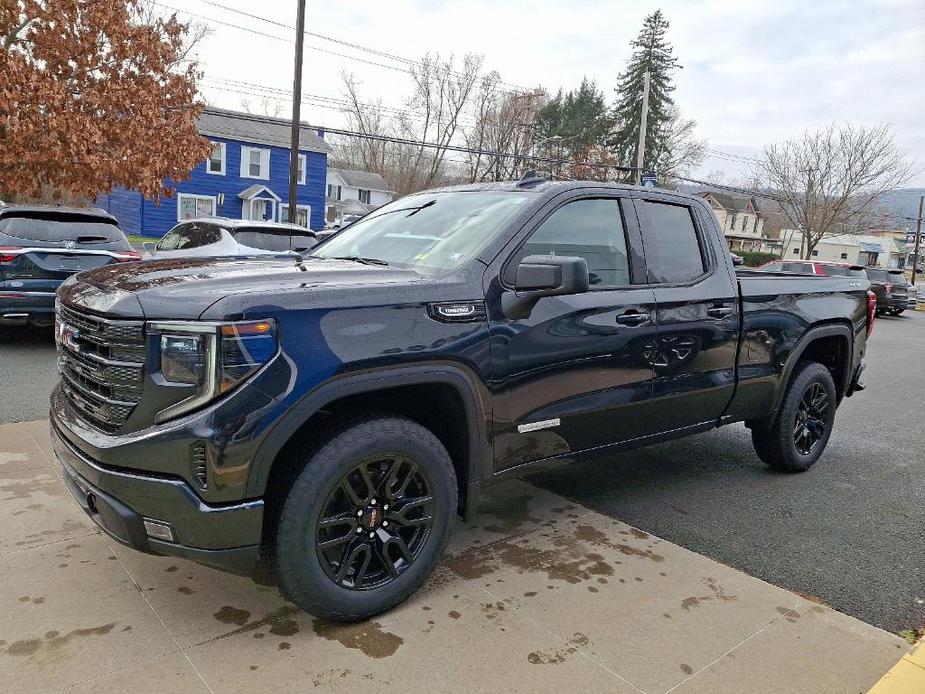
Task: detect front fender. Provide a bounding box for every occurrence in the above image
[245,362,493,516]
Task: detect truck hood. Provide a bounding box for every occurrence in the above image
[58,256,427,319]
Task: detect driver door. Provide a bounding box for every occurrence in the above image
[486,194,660,472]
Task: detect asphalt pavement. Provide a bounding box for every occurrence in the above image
[0,325,57,424]
[1,310,922,637]
[530,310,925,635]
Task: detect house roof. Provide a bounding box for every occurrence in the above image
[328,168,391,192]
[198,108,331,154]
[698,191,755,213]
[238,184,280,201]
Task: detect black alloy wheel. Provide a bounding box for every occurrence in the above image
[793,382,830,455]
[274,416,456,621]
[750,360,837,472]
[315,455,434,590]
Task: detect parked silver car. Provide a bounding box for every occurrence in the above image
[143,218,318,259]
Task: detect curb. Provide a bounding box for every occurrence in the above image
[868,641,925,693]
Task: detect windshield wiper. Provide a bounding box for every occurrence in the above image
[327,255,389,266]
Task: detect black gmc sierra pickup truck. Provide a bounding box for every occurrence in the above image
[50,179,874,621]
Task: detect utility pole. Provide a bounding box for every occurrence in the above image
[635,70,650,186]
[912,194,923,285]
[287,0,307,225]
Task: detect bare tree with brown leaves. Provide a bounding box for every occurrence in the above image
[0,0,211,202]
[756,123,914,258]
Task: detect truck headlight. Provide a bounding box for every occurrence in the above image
[149,319,278,423]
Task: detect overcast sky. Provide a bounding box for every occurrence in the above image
[188,0,925,186]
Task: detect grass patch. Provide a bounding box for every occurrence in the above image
[898,627,924,645]
[125,234,158,245]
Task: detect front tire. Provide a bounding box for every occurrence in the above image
[275,416,457,621]
[751,361,837,472]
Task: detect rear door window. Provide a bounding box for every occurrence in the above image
[0,216,124,243]
[760,262,784,272]
[637,200,706,284]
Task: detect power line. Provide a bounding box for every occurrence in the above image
[152,1,410,73]
[194,0,530,93]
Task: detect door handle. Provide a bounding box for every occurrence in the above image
[707,306,734,319]
[616,311,650,326]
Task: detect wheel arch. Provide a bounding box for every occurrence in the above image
[770,322,853,415]
[248,363,491,520]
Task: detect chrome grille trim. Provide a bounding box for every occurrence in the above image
[56,304,145,432]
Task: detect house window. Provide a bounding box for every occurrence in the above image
[281,203,311,228]
[358,189,371,204]
[241,146,270,179]
[729,213,736,230]
[840,252,848,259]
[741,215,748,231]
[290,153,307,185]
[792,248,800,255]
[207,142,225,175]
[177,194,216,221]
[327,184,342,200]
[811,250,819,257]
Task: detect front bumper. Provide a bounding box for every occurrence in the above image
[50,417,263,575]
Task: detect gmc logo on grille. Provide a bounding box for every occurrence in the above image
[58,322,82,354]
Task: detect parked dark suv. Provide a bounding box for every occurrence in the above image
[865,267,908,315]
[0,205,139,326]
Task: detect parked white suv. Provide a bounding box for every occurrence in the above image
[143,218,318,259]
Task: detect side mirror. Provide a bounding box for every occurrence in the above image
[514,255,590,295]
[504,255,590,319]
[143,242,157,253]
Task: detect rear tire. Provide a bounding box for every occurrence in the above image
[751,361,837,472]
[274,416,457,622]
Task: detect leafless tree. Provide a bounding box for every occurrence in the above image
[240,97,283,118]
[336,54,484,195]
[756,123,914,258]
[464,76,544,182]
[650,106,706,183]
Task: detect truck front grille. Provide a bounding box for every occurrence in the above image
[56,305,145,432]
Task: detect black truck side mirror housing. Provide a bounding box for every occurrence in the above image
[504,255,590,319]
[514,255,590,294]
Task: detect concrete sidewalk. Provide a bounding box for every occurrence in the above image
[0,419,908,693]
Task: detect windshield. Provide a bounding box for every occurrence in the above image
[310,191,533,273]
[888,272,908,286]
[865,268,887,282]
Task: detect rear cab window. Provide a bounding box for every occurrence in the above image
[637,200,706,284]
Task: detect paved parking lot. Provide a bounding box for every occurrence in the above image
[1,310,922,639]
[531,310,925,635]
[0,422,908,692]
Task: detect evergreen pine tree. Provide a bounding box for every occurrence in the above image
[611,10,681,177]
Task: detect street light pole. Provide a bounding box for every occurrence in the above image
[287,0,307,225]
[635,70,650,186]
[912,194,923,286]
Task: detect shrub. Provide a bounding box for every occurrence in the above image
[739,251,779,267]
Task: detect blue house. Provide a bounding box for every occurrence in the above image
[97,108,331,236]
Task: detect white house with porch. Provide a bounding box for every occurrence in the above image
[325,168,394,226]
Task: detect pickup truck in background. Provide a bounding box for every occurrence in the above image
[49,179,874,621]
